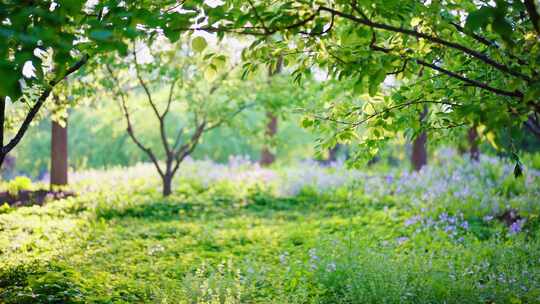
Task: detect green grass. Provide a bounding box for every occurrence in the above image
[1,169,540,303]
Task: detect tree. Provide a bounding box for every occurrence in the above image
[411,107,428,171]
[104,39,252,196]
[50,95,68,187]
[260,57,283,166]
[198,0,540,170]
[468,127,480,161]
[0,1,198,167]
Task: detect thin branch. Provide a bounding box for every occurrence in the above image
[163,77,179,119]
[172,126,184,151]
[415,59,523,98]
[171,121,206,176]
[0,96,5,149]
[105,64,165,178]
[2,54,89,155]
[300,10,335,36]
[204,103,256,131]
[387,60,408,75]
[449,21,527,66]
[353,99,459,127]
[351,0,369,20]
[307,99,460,126]
[525,114,540,138]
[357,38,518,100]
[247,0,269,34]
[132,45,171,154]
[318,6,531,82]
[524,0,540,36]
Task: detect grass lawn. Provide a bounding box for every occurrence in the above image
[1,156,540,303]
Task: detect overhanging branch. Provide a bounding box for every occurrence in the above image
[2,54,89,155]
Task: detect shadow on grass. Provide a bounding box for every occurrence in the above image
[0,262,86,304]
[92,190,330,224]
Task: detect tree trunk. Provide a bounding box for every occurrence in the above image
[411,132,427,171]
[260,111,277,166]
[50,119,68,186]
[468,127,479,161]
[260,58,282,167]
[162,174,172,197]
[411,107,428,171]
[328,144,340,163]
[0,96,5,169]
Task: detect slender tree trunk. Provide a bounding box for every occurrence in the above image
[468,127,479,161]
[50,119,68,186]
[328,144,340,163]
[0,96,5,168]
[260,112,277,166]
[411,107,428,171]
[260,57,282,167]
[162,174,172,196]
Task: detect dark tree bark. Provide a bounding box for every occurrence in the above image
[411,107,428,171]
[260,57,282,166]
[260,111,277,166]
[468,127,479,161]
[162,173,172,197]
[525,114,540,140]
[411,132,427,171]
[0,96,5,166]
[328,144,340,163]
[0,54,88,169]
[50,119,68,186]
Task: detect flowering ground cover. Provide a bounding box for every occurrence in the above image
[1,152,540,303]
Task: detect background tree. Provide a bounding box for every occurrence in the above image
[200,0,540,171]
[104,38,253,196]
[50,94,68,187]
[0,0,199,168]
[260,58,283,166]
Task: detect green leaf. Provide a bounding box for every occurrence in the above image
[301,118,314,128]
[492,17,513,42]
[192,36,207,53]
[465,7,493,30]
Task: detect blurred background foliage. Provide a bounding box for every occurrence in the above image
[11,90,317,179]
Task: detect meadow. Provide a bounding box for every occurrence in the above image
[1,151,539,303]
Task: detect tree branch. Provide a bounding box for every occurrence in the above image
[132,45,171,154]
[0,96,5,149]
[318,6,531,82]
[415,59,523,98]
[247,0,269,34]
[524,0,540,36]
[171,121,206,176]
[105,64,165,178]
[525,113,540,138]
[163,77,179,119]
[449,21,527,66]
[2,54,89,155]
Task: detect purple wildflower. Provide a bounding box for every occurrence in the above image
[509,219,526,234]
[405,215,421,227]
[396,237,409,245]
[483,215,494,222]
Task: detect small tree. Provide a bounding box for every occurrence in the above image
[105,39,252,196]
[260,58,282,166]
